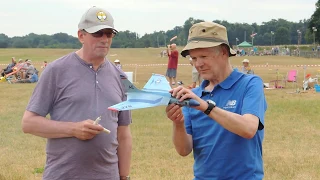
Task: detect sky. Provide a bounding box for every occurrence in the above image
[0,0,317,38]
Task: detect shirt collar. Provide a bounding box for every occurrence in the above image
[218,70,244,89]
[193,70,244,97]
[73,52,108,69]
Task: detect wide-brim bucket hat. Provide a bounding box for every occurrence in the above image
[181,22,236,57]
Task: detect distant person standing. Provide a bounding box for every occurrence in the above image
[114,59,122,69]
[241,59,254,74]
[41,61,48,69]
[188,56,201,89]
[166,43,179,87]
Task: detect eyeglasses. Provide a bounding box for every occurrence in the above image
[83,29,116,38]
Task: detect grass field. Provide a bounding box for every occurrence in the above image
[1,48,320,180]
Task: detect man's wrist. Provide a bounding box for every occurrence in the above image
[173,121,184,128]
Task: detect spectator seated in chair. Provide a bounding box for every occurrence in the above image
[11,73,38,84]
[1,57,16,77]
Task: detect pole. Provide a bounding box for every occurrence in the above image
[157,35,159,48]
[312,27,317,51]
[271,31,274,46]
[303,65,307,91]
[314,31,316,51]
[244,31,246,41]
[134,64,137,83]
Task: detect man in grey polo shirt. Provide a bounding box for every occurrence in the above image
[22,6,132,180]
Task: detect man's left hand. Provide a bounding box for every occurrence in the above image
[170,86,207,112]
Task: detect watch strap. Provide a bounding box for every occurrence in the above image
[204,101,215,115]
[120,176,130,180]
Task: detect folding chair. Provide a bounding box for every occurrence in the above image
[284,69,298,89]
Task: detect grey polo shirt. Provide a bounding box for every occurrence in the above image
[26,52,131,180]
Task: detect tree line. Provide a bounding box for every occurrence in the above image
[1,3,320,49]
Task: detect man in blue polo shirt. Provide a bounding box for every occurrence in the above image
[166,22,267,180]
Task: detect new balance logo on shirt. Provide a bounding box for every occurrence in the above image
[223,100,237,109]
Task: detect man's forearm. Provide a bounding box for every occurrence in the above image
[22,111,74,138]
[118,135,132,176]
[208,107,259,139]
[173,122,192,156]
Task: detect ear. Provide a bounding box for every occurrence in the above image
[221,44,229,57]
[78,30,85,44]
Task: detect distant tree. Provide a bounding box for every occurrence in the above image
[0,34,9,48]
[0,17,314,48]
[304,30,314,44]
[12,39,30,48]
[275,27,290,45]
[308,0,320,44]
[53,33,70,43]
[183,17,204,44]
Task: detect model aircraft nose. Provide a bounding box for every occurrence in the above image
[108,107,119,111]
[189,99,200,106]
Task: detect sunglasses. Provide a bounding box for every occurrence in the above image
[83,29,116,38]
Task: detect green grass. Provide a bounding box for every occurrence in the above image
[1,48,320,179]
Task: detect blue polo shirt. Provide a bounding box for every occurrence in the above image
[183,70,267,180]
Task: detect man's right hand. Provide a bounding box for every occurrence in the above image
[73,120,104,140]
[166,104,184,125]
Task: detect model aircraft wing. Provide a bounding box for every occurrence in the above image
[142,74,171,92]
[120,74,140,92]
[108,92,171,111]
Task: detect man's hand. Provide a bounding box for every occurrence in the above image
[170,86,207,111]
[166,104,184,125]
[73,120,104,140]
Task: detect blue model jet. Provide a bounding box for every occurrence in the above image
[108,74,200,111]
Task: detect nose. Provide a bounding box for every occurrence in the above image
[195,59,204,68]
[100,34,110,43]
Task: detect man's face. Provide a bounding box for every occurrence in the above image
[79,28,115,59]
[189,47,225,80]
[170,44,176,50]
[243,62,249,67]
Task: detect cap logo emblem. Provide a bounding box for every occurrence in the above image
[96,11,107,22]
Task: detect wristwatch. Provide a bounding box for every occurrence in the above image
[204,100,216,115]
[120,176,130,180]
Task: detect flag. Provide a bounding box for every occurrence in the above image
[250,33,257,38]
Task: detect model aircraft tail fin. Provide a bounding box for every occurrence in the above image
[142,74,171,92]
[120,74,140,92]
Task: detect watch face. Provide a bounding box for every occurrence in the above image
[207,100,216,106]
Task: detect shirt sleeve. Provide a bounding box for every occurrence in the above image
[118,110,132,126]
[118,87,132,126]
[26,65,56,117]
[241,76,267,130]
[182,107,192,135]
[171,50,178,58]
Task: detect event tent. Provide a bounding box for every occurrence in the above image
[237,41,253,48]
